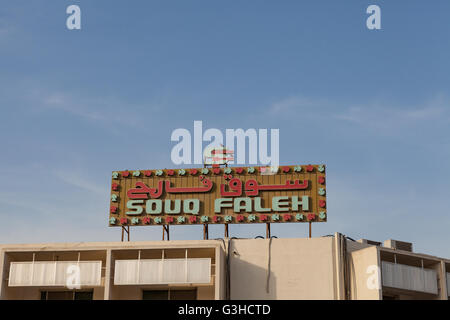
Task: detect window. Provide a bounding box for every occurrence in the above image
[142,290,169,300]
[40,291,93,300]
[75,291,94,300]
[170,290,197,300]
[142,289,197,300]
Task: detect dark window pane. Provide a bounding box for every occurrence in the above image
[142,290,169,300]
[46,291,73,300]
[74,291,93,300]
[170,289,197,300]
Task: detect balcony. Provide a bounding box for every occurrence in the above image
[8,261,102,287]
[114,258,211,285]
[381,261,438,295]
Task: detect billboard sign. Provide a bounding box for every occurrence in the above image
[109,165,326,226]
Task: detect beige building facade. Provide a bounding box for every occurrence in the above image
[0,233,448,300]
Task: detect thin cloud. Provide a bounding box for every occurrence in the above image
[44,94,108,122]
[334,105,448,127]
[267,94,450,129]
[0,193,49,216]
[42,92,148,127]
[334,94,449,126]
[268,96,327,115]
[404,106,445,120]
[35,89,164,130]
[54,170,106,196]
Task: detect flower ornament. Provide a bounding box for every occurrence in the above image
[318,176,326,184]
[319,212,326,220]
[166,216,174,224]
[142,217,151,224]
[248,214,256,222]
[111,194,118,202]
[259,167,272,175]
[112,183,119,191]
[270,166,279,174]
[112,172,120,179]
[155,170,164,176]
[283,214,292,221]
[224,167,232,174]
[213,216,220,223]
[190,169,198,175]
[154,217,162,224]
[178,169,186,176]
[177,216,186,223]
[306,165,314,172]
[189,216,197,223]
[201,216,209,223]
[307,213,316,221]
[223,174,232,180]
[272,214,280,221]
[167,169,175,176]
[318,188,326,196]
[120,217,128,224]
[235,168,244,174]
[201,168,209,175]
[213,168,221,175]
[122,171,130,177]
[224,215,233,222]
[318,165,325,173]
[260,214,268,222]
[319,200,326,208]
[282,166,290,173]
[247,167,255,174]
[109,217,117,225]
[295,214,304,221]
[131,217,140,225]
[133,170,140,177]
[144,170,152,177]
[110,206,118,214]
[236,215,244,222]
[293,166,302,173]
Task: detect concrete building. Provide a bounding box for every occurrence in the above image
[0,233,448,300]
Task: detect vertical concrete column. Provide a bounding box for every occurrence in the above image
[333,233,345,300]
[104,249,112,300]
[438,261,448,300]
[374,248,383,300]
[0,250,5,300]
[214,244,222,300]
[217,241,227,300]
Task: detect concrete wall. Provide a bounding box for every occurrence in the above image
[348,246,382,300]
[229,237,337,300]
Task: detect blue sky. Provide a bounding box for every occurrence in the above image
[0,1,449,257]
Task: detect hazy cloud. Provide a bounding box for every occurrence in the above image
[54,169,106,196]
[268,94,450,130]
[268,96,329,115]
[42,92,150,127]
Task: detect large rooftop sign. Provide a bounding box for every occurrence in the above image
[109,165,326,226]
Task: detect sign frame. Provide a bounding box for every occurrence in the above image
[109,165,326,227]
